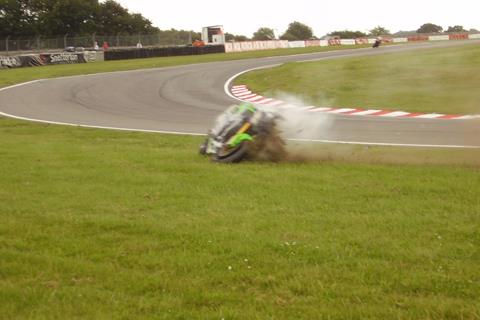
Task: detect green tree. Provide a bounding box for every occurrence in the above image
[280,21,314,40]
[446,25,466,33]
[369,26,390,36]
[0,0,158,38]
[0,0,38,37]
[224,33,249,42]
[98,0,136,35]
[95,0,159,35]
[417,23,443,34]
[279,32,296,41]
[233,35,249,42]
[328,30,367,39]
[35,0,99,36]
[225,32,234,41]
[156,29,199,46]
[252,27,275,40]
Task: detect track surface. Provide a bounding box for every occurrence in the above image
[0,40,479,147]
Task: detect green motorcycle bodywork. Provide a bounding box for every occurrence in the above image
[225,103,256,147]
[228,132,253,147]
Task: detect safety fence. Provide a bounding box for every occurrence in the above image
[0,33,193,53]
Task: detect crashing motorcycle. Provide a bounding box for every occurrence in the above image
[199,103,285,163]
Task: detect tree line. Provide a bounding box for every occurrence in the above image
[0,0,159,38]
[243,23,477,41]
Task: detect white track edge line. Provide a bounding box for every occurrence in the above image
[0,110,205,136]
[1,109,478,148]
[288,138,480,149]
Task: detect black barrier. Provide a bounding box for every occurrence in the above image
[104,45,226,61]
[0,53,86,69]
[0,55,44,68]
[0,56,22,68]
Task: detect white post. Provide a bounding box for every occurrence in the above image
[6,36,10,54]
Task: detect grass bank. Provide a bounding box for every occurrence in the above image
[236,44,480,115]
[0,118,479,319]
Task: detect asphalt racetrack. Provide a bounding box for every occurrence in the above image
[1,40,479,148]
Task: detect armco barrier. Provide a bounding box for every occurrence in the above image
[304,39,329,47]
[288,41,306,48]
[224,43,234,52]
[340,39,356,45]
[328,39,341,46]
[407,35,429,42]
[305,40,320,47]
[320,40,329,47]
[222,33,480,54]
[224,40,288,53]
[355,38,369,45]
[84,51,104,62]
[449,34,469,40]
[429,35,449,41]
[238,42,253,51]
[104,45,225,61]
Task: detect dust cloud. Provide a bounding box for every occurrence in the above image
[250,92,337,162]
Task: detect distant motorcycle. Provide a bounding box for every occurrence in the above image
[372,38,382,48]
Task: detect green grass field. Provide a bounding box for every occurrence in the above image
[236,44,480,115]
[1,44,479,319]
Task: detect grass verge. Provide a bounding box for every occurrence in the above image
[236,43,480,115]
[1,118,479,319]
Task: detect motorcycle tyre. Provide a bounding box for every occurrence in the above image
[214,141,250,163]
[199,138,209,155]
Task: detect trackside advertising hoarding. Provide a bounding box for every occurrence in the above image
[0,53,87,69]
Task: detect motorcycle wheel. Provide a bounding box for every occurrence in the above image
[199,138,209,155]
[214,141,250,163]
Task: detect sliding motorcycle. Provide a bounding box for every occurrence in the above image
[199,103,284,163]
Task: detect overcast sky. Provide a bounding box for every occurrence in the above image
[113,0,480,37]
